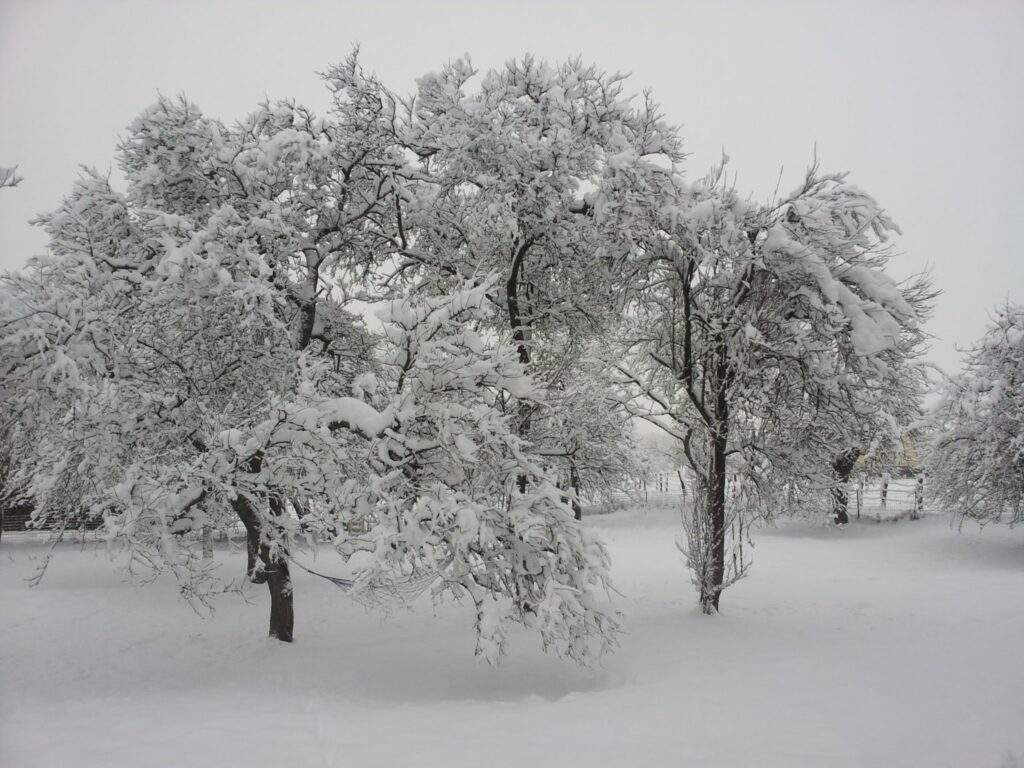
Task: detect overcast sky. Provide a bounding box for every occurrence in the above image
[1,0,1020,373]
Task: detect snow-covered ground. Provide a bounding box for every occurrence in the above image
[2,507,1021,768]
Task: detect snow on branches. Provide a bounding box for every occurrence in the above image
[928,303,1024,525]
[1,48,938,657]
[615,159,933,611]
[0,93,619,660]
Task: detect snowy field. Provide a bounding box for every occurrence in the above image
[2,507,1022,768]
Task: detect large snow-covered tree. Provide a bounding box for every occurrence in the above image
[616,160,932,612]
[331,55,681,498]
[0,64,620,663]
[927,303,1024,525]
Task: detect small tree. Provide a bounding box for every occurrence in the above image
[617,160,931,612]
[928,303,1024,525]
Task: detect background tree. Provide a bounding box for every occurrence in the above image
[532,353,644,518]
[927,303,1024,525]
[762,270,935,525]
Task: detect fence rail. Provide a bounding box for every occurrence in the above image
[587,475,940,521]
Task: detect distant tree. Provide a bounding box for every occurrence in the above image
[616,160,932,612]
[928,303,1024,525]
[766,270,934,526]
[532,354,644,518]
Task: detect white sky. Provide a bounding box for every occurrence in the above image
[1,0,1020,373]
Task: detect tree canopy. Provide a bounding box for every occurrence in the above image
[928,303,1024,526]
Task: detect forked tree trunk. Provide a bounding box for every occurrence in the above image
[232,494,293,642]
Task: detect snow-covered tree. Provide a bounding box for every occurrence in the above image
[330,56,681,498]
[530,353,644,518]
[388,55,682,349]
[762,267,935,525]
[928,303,1024,525]
[0,69,620,662]
[616,160,931,612]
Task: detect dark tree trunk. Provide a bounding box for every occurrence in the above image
[506,236,535,494]
[232,493,294,642]
[264,550,294,642]
[246,525,267,584]
[569,462,582,521]
[263,496,294,641]
[506,236,533,370]
[700,429,728,614]
[700,343,733,615]
[831,449,861,525]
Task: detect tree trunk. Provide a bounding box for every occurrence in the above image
[263,496,294,641]
[232,493,293,642]
[246,525,266,583]
[569,461,582,521]
[700,343,733,614]
[506,236,535,494]
[831,449,861,525]
[700,429,728,614]
[263,549,294,642]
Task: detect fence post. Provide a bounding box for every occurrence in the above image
[856,478,862,520]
